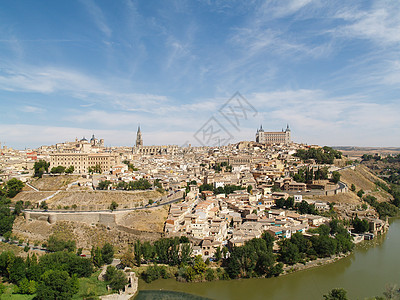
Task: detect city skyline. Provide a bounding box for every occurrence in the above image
[1,1,400,149]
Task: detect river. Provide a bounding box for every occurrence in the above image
[136,218,400,300]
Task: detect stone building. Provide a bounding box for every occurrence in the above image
[50,152,119,174]
[135,126,143,147]
[133,126,178,155]
[256,124,291,144]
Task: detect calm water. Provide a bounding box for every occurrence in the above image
[137,218,400,300]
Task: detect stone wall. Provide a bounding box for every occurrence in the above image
[24,211,116,227]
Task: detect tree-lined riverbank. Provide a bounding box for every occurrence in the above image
[137,218,400,300]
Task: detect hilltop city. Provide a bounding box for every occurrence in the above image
[0,125,398,298]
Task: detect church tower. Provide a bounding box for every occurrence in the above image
[285,124,291,144]
[136,126,143,147]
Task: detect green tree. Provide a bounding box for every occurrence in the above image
[104,266,128,292]
[0,204,15,235]
[357,189,365,198]
[261,232,275,252]
[275,197,285,209]
[109,201,118,211]
[98,180,111,190]
[311,235,337,257]
[154,179,162,189]
[214,247,222,262]
[193,255,207,275]
[65,166,75,174]
[50,166,66,174]
[141,241,155,262]
[120,247,135,268]
[36,270,79,300]
[4,178,24,198]
[0,283,5,295]
[180,242,192,265]
[227,245,257,278]
[33,160,50,178]
[185,266,196,282]
[352,216,369,233]
[205,268,215,281]
[255,251,275,276]
[323,288,348,300]
[331,171,341,184]
[14,200,24,216]
[8,256,26,283]
[91,246,103,268]
[284,196,295,209]
[47,235,76,252]
[15,278,36,294]
[318,224,331,236]
[290,232,312,254]
[350,184,356,192]
[134,240,142,267]
[278,240,300,265]
[38,251,93,278]
[142,264,161,283]
[101,243,114,264]
[39,201,48,210]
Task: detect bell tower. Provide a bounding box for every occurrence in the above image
[136,125,143,147]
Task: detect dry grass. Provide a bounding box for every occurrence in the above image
[339,165,377,192]
[30,175,80,191]
[310,192,361,204]
[310,164,392,204]
[46,190,162,209]
[0,241,23,255]
[116,205,169,232]
[12,191,54,204]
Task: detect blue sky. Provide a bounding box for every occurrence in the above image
[0,0,399,149]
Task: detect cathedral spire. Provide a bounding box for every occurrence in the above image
[136,125,143,147]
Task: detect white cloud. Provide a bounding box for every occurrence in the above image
[0,124,196,149]
[334,2,400,45]
[80,0,112,38]
[19,106,46,113]
[0,65,168,111]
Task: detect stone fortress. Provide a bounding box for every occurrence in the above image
[256,124,291,145]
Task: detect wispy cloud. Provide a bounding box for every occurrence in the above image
[19,105,46,113]
[80,0,112,38]
[0,65,168,111]
[333,2,400,45]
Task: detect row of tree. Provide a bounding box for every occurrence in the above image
[0,233,120,299]
[0,251,92,298]
[278,222,353,265]
[295,146,342,164]
[0,195,22,237]
[98,178,152,191]
[129,220,354,283]
[227,232,283,279]
[198,183,247,196]
[50,165,74,174]
[363,194,398,218]
[212,162,232,173]
[275,197,321,215]
[128,237,192,268]
[292,167,341,184]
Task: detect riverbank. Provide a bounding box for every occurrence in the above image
[281,252,351,275]
[137,219,398,300]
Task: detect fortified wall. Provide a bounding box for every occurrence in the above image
[24,211,117,227]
